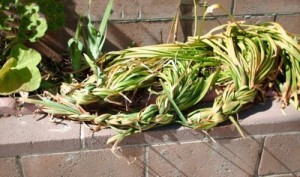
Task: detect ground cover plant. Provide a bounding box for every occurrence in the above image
[19,3,300,150]
[0,0,65,95]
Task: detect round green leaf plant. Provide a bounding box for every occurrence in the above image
[0,44,41,95]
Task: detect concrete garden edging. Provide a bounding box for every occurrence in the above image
[0,99,300,177]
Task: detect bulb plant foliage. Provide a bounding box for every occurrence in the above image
[24,5,300,149]
[68,0,113,72]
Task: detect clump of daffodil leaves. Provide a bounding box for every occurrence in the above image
[24,4,300,151]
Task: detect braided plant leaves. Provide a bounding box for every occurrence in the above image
[24,21,300,148]
[185,22,280,131]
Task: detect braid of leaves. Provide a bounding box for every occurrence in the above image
[39,58,218,147]
[184,22,292,131]
[62,57,165,105]
[24,41,218,148]
[104,59,219,146]
[268,23,300,109]
[23,22,300,147]
[66,41,215,106]
[30,58,174,147]
[186,86,257,131]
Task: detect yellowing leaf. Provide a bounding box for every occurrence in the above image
[0,44,41,95]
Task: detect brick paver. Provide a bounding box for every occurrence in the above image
[258,133,300,176]
[0,158,21,177]
[21,148,145,177]
[148,137,263,177]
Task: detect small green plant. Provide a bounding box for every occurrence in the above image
[0,44,41,95]
[26,0,65,30]
[0,1,47,52]
[68,0,114,72]
[0,0,65,95]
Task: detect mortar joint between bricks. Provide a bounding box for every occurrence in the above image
[254,136,266,176]
[274,14,278,22]
[259,172,300,177]
[121,0,124,19]
[16,155,25,177]
[144,146,149,177]
[231,0,235,15]
[138,0,142,19]
[80,122,85,149]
